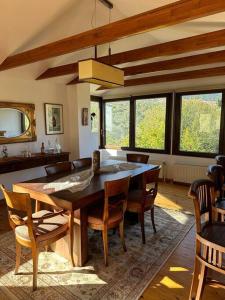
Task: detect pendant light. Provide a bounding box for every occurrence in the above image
[78,0,124,88]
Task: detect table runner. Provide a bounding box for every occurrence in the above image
[98,162,140,173]
[43,168,94,193]
[42,163,141,193]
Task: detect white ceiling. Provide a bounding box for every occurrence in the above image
[0,0,225,94]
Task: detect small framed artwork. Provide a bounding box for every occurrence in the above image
[82,108,89,126]
[44,103,64,135]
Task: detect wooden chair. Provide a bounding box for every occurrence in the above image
[126,153,149,164]
[0,184,69,291]
[45,161,72,176]
[216,155,225,170]
[188,179,225,300]
[87,176,130,266]
[73,157,92,170]
[127,167,161,244]
[207,164,225,222]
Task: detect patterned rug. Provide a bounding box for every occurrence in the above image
[0,207,194,300]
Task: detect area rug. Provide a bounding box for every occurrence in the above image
[0,207,194,300]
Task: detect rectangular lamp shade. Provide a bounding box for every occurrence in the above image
[78,59,124,88]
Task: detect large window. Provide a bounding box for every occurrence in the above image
[101,90,225,157]
[105,100,130,148]
[135,96,168,150]
[102,94,171,152]
[174,91,224,157]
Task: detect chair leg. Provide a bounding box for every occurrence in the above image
[15,241,21,275]
[102,228,108,266]
[32,247,39,291]
[139,212,145,244]
[151,206,157,233]
[119,221,127,252]
[189,257,201,300]
[195,264,208,300]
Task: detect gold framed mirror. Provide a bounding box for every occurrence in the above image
[0,102,36,144]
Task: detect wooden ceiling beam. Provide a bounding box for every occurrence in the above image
[37,29,225,80]
[67,49,225,85]
[98,66,225,89]
[67,76,80,85]
[124,49,225,76]
[1,0,225,71]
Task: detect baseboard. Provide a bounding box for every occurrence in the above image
[172,180,191,187]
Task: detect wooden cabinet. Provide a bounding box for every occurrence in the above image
[0,152,70,174]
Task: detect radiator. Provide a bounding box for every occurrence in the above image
[173,163,208,184]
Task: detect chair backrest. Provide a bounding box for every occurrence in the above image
[103,176,130,223]
[216,155,225,169]
[45,161,72,176]
[188,179,215,232]
[73,157,92,170]
[0,184,35,241]
[142,166,161,199]
[207,164,224,198]
[126,153,149,164]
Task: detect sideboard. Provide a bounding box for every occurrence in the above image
[0,152,70,174]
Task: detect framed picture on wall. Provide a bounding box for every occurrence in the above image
[44,103,64,135]
[82,108,89,126]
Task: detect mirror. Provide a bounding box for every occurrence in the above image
[0,108,30,138]
[0,102,36,144]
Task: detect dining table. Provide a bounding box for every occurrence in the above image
[13,160,159,267]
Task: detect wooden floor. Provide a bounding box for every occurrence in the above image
[1,183,225,299]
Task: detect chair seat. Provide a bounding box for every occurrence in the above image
[200,223,225,248]
[15,210,68,243]
[88,206,123,228]
[127,189,154,212]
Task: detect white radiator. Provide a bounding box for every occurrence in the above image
[173,163,208,184]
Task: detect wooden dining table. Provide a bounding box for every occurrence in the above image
[13,160,159,267]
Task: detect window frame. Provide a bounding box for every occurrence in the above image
[173,89,225,158]
[101,93,172,154]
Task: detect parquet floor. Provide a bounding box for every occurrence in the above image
[1,183,225,299]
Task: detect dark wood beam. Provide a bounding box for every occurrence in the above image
[98,66,225,89]
[124,49,225,76]
[37,29,225,80]
[67,49,225,85]
[67,76,80,85]
[1,0,225,70]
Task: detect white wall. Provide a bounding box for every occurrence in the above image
[66,83,99,160]
[0,77,70,194]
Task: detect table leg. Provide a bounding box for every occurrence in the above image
[50,208,88,267]
[69,211,75,267]
[35,200,40,212]
[74,208,88,266]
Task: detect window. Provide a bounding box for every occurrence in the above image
[174,91,224,157]
[135,96,168,151]
[90,101,100,133]
[104,100,130,148]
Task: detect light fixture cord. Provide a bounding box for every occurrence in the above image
[108,7,111,64]
[91,0,97,59]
